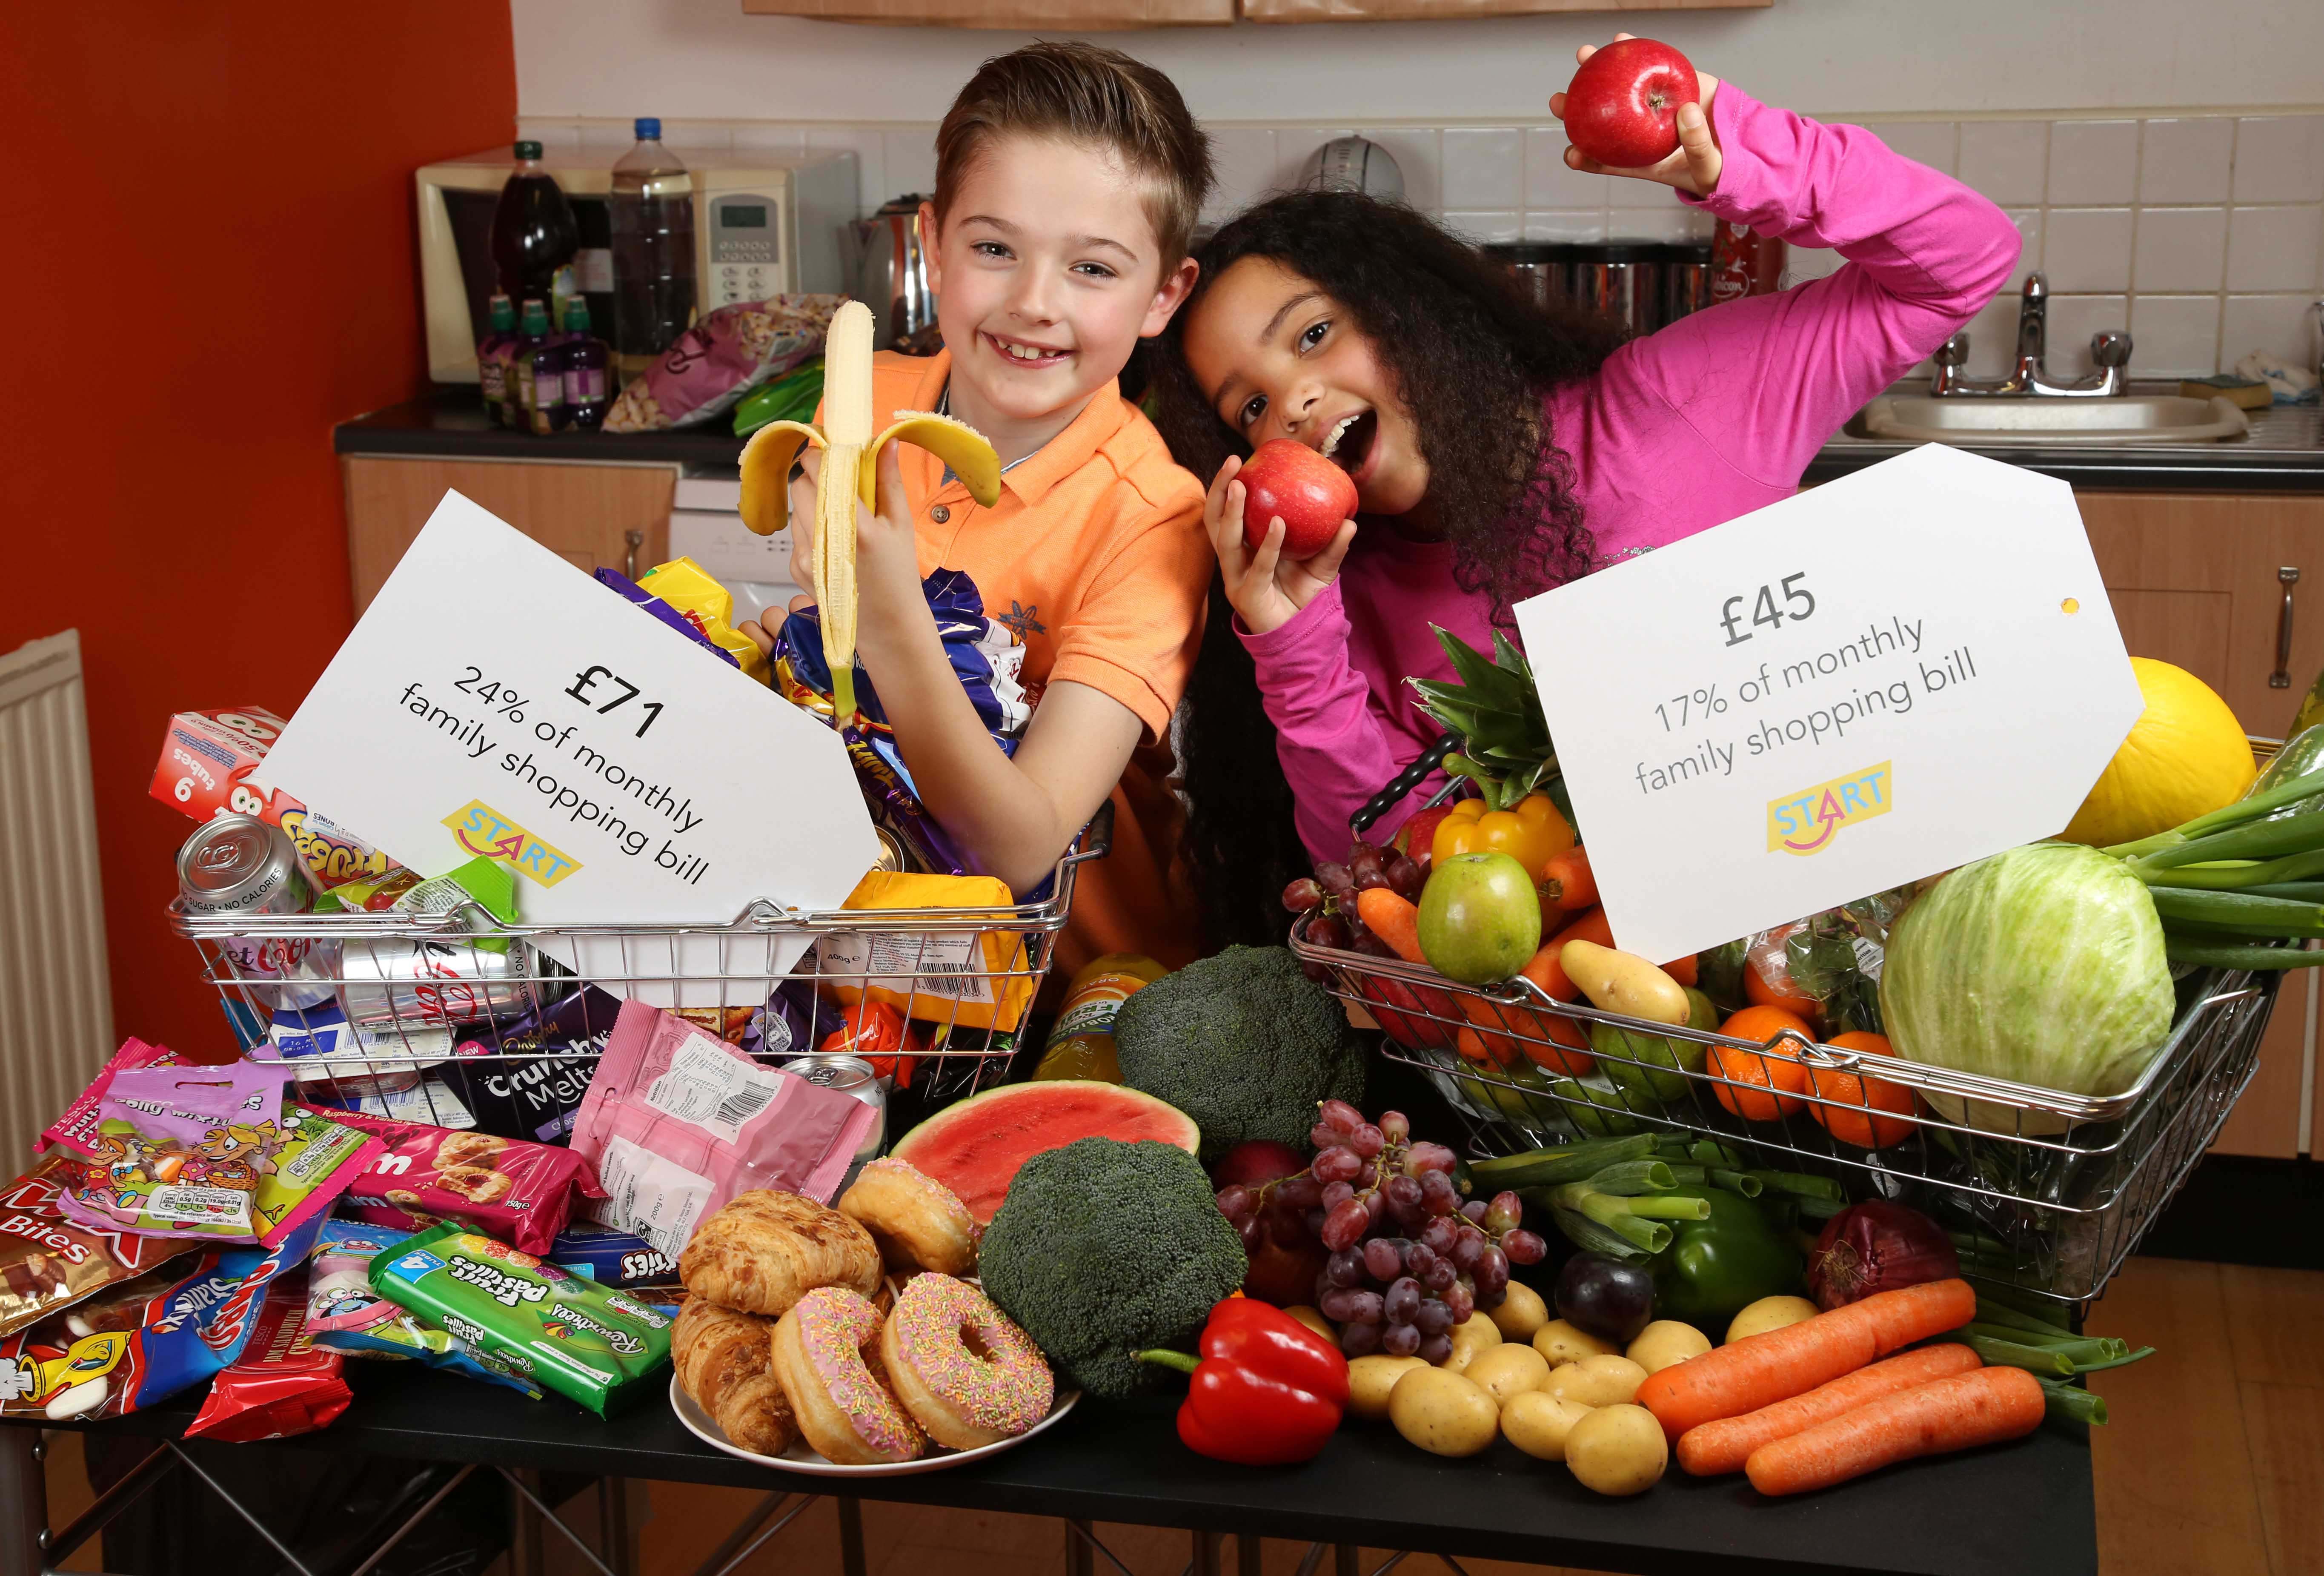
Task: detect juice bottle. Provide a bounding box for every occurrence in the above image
[560,297,611,430]
[512,298,565,434]
[1030,954,1168,1082]
[476,292,518,426]
[609,117,696,385]
[491,142,579,308]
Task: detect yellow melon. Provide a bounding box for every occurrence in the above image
[2060,658,2255,848]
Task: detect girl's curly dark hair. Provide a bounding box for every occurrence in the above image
[1148,191,1627,951]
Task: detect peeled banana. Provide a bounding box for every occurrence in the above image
[738,299,1001,722]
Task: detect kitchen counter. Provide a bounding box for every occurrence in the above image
[1805,397,2324,492]
[335,388,748,470]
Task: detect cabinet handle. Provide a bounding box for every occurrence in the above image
[625,530,644,583]
[2272,567,2301,689]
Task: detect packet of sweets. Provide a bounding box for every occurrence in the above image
[323,857,519,952]
[40,1037,187,1155]
[304,1220,542,1397]
[595,567,741,671]
[0,1212,323,1421]
[317,1107,604,1254]
[815,870,1033,1035]
[0,1155,187,1338]
[370,1221,673,1416]
[55,1066,381,1248]
[570,1000,876,1255]
[635,558,771,685]
[183,1279,351,1441]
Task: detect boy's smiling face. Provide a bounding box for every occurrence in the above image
[925,134,1196,455]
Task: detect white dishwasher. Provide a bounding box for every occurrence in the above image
[668,475,801,628]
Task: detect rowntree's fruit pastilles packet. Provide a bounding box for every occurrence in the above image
[369,1223,671,1415]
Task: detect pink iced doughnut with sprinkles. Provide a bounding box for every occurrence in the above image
[879,1273,1055,1450]
[770,1287,925,1465]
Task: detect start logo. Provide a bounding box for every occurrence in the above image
[1767,762,1893,857]
[442,801,582,887]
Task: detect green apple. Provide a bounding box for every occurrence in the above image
[1417,852,1543,984]
[1593,987,1720,1103]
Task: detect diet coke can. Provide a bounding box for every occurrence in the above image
[176,815,336,1010]
[337,937,535,1031]
[782,1052,886,1163]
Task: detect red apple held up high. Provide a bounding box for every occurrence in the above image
[1239,438,1358,560]
[1562,37,1700,171]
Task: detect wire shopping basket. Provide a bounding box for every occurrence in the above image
[1312,740,2284,1311]
[168,811,1111,1135]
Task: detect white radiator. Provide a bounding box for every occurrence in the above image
[0,630,114,1166]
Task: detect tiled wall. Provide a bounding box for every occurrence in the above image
[520,109,2324,379]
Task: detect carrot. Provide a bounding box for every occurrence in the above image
[1663,953,1699,988]
[1636,1278,1978,1441]
[1676,1344,1983,1476]
[1742,1365,2045,1496]
[1539,845,1597,911]
[1529,908,1612,1000]
[1355,888,1425,964]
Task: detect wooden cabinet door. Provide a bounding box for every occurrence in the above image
[343,458,677,615]
[2078,492,2324,1158]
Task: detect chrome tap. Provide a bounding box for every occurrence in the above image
[1930,273,2132,396]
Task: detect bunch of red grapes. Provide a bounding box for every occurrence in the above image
[1282,837,1425,980]
[1214,1100,1548,1362]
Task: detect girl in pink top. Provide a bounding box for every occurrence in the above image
[1149,40,2021,947]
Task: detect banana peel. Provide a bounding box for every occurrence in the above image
[737,298,1000,722]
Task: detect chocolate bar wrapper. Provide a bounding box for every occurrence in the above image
[547,1224,679,1289]
[183,1279,351,1441]
[370,1222,672,1416]
[449,985,624,1144]
[305,1221,541,1398]
[317,1106,604,1254]
[595,568,740,670]
[0,1213,323,1421]
[0,1156,188,1338]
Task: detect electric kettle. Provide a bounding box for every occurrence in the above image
[850,197,942,354]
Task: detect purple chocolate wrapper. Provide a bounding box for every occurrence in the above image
[449,985,623,1144]
[739,975,819,1059]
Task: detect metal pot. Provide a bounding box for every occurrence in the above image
[850,198,940,355]
[1484,241,1716,338]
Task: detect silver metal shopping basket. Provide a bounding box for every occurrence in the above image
[168,812,1111,1130]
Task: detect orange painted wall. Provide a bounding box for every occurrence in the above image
[0,3,515,1057]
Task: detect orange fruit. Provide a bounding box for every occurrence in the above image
[1710,1006,1815,1121]
[1743,962,1821,1020]
[1809,1032,1918,1148]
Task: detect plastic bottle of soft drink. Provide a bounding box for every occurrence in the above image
[512,299,567,434]
[476,293,519,425]
[609,117,696,385]
[559,297,611,430]
[491,141,579,307]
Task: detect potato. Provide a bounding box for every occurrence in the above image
[1463,1342,1551,1406]
[1283,1305,1339,1348]
[1560,940,1689,1026]
[1546,1353,1649,1409]
[1726,1296,1820,1345]
[1565,1404,1668,1496]
[1388,1366,1500,1457]
[1532,1319,1620,1370]
[1500,1390,1595,1461]
[1444,1312,1503,1375]
[1627,1320,1713,1375]
[1487,1280,1549,1340]
[1347,1355,1428,1420]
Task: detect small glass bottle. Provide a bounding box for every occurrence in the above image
[559,297,611,430]
[512,298,564,434]
[476,292,518,426]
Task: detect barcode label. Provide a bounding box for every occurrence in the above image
[592,1135,711,1258]
[713,1077,774,1129]
[916,960,981,1000]
[818,931,996,1004]
[644,1034,785,1144]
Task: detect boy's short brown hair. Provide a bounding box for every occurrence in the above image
[934,42,1214,272]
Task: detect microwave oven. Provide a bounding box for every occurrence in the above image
[414,146,858,384]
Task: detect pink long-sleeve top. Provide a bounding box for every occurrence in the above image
[1240,85,2023,863]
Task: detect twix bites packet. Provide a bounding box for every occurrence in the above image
[369,1222,672,1415]
[0,1156,184,1339]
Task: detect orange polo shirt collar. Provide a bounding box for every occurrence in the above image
[896,350,1134,511]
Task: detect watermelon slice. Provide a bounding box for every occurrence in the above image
[889,1080,1199,1224]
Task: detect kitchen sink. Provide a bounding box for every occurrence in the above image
[1850,395,2250,445]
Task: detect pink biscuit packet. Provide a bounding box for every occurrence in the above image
[313,1106,604,1255]
[571,999,876,1258]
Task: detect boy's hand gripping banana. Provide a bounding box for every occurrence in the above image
[738,300,1001,723]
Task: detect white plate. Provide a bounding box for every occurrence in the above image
[670,1375,1081,1478]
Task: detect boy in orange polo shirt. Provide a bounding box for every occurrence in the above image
[744,43,1216,972]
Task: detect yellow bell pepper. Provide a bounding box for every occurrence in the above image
[1431,792,1573,871]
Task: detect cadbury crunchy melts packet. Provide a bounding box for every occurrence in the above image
[370,1222,671,1415]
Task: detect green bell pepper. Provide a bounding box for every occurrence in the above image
[1651,1183,1804,1330]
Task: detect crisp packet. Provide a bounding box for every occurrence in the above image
[183,1280,351,1441]
[449,985,622,1144]
[635,558,772,685]
[317,1107,605,1255]
[547,1223,680,1289]
[602,293,837,433]
[304,1220,542,1397]
[56,1066,381,1248]
[370,1222,673,1416]
[0,1156,186,1338]
[0,1212,323,1421]
[817,870,1033,1035]
[570,1000,876,1256]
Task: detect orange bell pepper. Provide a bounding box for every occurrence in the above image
[1432,792,1573,872]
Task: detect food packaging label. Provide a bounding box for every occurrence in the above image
[818,871,1033,1033]
[150,707,395,889]
[304,1220,542,1397]
[589,1138,714,1258]
[318,1106,605,1254]
[183,1280,352,1441]
[546,1223,679,1288]
[0,1156,186,1339]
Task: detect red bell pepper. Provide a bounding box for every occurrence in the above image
[1140,1298,1349,1466]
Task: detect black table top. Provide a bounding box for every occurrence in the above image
[29,1361,2094,1576]
[334,391,747,469]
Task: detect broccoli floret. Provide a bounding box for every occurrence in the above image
[978,1136,1246,1401]
[1113,945,1364,1162]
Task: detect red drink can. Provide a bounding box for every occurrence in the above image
[1710,221,1786,304]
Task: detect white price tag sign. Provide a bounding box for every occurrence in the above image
[260,491,881,991]
[1512,444,2143,963]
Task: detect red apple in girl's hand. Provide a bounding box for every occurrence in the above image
[1239,438,1358,559]
[1563,37,1700,170]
